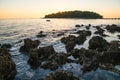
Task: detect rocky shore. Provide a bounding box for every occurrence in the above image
[0,24,120,80]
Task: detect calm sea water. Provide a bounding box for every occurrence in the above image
[0,19,120,80]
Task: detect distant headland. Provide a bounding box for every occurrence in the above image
[44,10,103,19]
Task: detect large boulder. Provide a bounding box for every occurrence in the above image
[20,38,40,52]
[89,36,109,50]
[106,24,120,33]
[39,70,79,80]
[0,48,17,80]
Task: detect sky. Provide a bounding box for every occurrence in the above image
[0,0,120,18]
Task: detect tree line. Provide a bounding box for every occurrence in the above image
[44,10,103,19]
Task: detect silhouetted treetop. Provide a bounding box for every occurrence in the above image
[44,10,103,19]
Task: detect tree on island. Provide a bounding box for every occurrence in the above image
[44,10,103,19]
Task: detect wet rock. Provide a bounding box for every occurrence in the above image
[76,30,91,36]
[76,34,86,45]
[27,46,56,69]
[39,70,79,80]
[99,51,120,65]
[20,38,40,53]
[89,36,109,50]
[78,48,99,73]
[37,46,56,60]
[61,34,87,52]
[75,24,81,27]
[36,31,46,37]
[41,53,68,70]
[106,24,120,33]
[107,41,120,51]
[1,43,12,49]
[28,49,40,68]
[61,35,77,52]
[94,26,106,36]
[0,48,17,80]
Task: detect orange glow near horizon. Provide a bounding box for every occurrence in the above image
[0,0,120,19]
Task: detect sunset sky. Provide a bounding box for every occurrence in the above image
[0,0,120,18]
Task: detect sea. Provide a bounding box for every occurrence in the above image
[0,18,120,80]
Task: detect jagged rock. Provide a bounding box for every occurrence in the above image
[39,70,79,80]
[89,36,109,50]
[1,43,12,49]
[0,48,17,80]
[20,38,40,52]
[106,24,120,33]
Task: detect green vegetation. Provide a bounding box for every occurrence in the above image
[44,10,103,19]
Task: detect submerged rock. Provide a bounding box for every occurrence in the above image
[106,24,120,33]
[0,48,17,80]
[39,70,79,80]
[89,36,109,50]
[20,38,40,53]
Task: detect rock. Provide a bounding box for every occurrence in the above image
[86,26,90,30]
[37,46,56,60]
[107,41,120,51]
[1,43,12,49]
[0,48,17,80]
[20,38,40,53]
[76,34,86,45]
[89,36,109,50]
[36,31,46,37]
[75,24,81,27]
[61,35,77,52]
[61,34,87,52]
[46,20,50,22]
[94,26,106,36]
[78,48,99,73]
[106,24,120,33]
[39,70,79,80]
[76,30,91,36]
[99,51,120,65]
[28,49,40,68]
[41,53,68,70]
[57,32,64,37]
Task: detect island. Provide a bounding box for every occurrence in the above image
[44,10,103,19]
